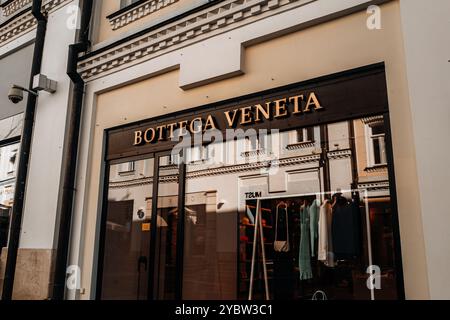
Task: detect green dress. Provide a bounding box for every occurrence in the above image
[299,204,313,280]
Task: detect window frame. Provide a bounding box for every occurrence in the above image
[365,122,387,167]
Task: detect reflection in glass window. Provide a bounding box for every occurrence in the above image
[180,116,398,300]
[118,161,135,174]
[99,115,399,301]
[100,158,154,300]
[296,127,314,143]
[366,121,387,166]
[120,0,140,9]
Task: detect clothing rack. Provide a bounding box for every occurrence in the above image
[247,188,375,301]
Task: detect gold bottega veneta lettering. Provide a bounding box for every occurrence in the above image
[254,103,271,122]
[289,95,305,114]
[240,106,253,125]
[224,109,239,127]
[156,125,167,141]
[144,128,156,143]
[274,98,288,118]
[304,92,323,112]
[190,118,203,134]
[166,123,177,139]
[134,130,143,145]
[204,115,216,131]
[132,92,324,146]
[178,120,188,136]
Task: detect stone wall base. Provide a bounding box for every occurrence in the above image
[0,248,55,300]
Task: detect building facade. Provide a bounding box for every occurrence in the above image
[0,0,81,299]
[0,0,449,300]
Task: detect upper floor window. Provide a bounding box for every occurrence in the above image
[366,122,387,166]
[120,0,140,9]
[188,145,213,163]
[118,161,135,174]
[245,137,260,152]
[7,149,17,175]
[296,127,314,143]
[288,127,315,146]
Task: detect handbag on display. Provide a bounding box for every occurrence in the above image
[312,290,328,300]
[274,202,290,252]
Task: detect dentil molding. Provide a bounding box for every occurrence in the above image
[0,0,72,47]
[78,0,315,81]
[1,0,32,17]
[108,0,180,31]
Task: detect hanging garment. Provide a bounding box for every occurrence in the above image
[274,203,290,252]
[318,200,336,267]
[299,204,313,280]
[332,197,362,260]
[309,199,320,257]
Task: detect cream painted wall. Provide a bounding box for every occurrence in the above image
[76,1,430,299]
[399,0,450,300]
[21,1,80,249]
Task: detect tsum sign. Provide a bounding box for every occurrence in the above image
[133,92,323,146]
[106,64,389,160]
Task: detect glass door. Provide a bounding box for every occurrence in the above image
[99,157,155,300]
[99,152,183,300]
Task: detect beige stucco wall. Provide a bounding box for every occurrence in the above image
[95,0,198,44]
[80,1,429,299]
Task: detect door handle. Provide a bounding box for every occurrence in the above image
[138,256,148,272]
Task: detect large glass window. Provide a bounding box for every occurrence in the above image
[0,140,20,299]
[0,141,20,256]
[120,0,140,10]
[100,115,400,300]
[179,116,399,300]
[99,65,401,300]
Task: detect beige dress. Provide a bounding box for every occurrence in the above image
[318,200,336,267]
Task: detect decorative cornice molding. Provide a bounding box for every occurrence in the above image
[361,115,384,126]
[78,0,314,81]
[187,154,320,179]
[109,153,320,189]
[364,164,388,173]
[108,0,180,31]
[358,180,390,192]
[1,0,32,17]
[0,0,71,47]
[241,149,266,158]
[109,176,153,189]
[286,141,315,150]
[327,149,352,160]
[0,10,35,45]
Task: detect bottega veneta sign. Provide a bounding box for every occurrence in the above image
[133,92,323,146]
[107,65,389,160]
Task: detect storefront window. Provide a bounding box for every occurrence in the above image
[176,118,399,300]
[100,66,402,300]
[0,141,20,291]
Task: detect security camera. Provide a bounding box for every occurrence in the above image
[7,84,39,104]
[8,85,24,104]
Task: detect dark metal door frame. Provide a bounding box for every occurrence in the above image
[148,151,186,300]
